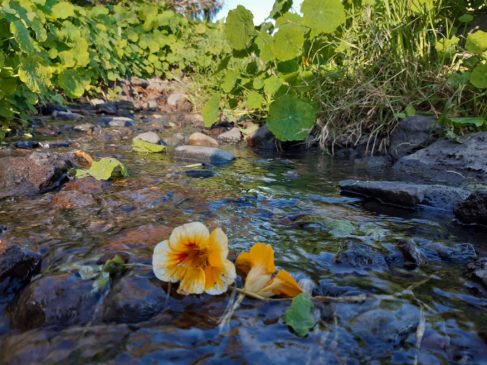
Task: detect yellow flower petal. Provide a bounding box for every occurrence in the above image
[177,266,206,295]
[169,222,209,251]
[204,260,236,295]
[236,243,275,276]
[260,270,302,298]
[207,228,228,268]
[152,240,181,283]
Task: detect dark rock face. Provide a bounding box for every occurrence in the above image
[0,152,72,199]
[393,132,487,184]
[339,179,470,211]
[246,124,276,150]
[10,274,101,330]
[334,243,388,273]
[103,275,166,324]
[173,145,235,165]
[467,258,487,288]
[454,191,487,228]
[389,116,440,160]
[0,246,41,300]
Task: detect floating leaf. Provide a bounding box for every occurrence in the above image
[301,0,346,35]
[84,158,129,180]
[285,293,316,337]
[470,64,487,89]
[103,255,126,276]
[466,31,487,54]
[267,95,315,141]
[272,24,306,61]
[132,138,166,153]
[202,94,220,127]
[224,6,255,51]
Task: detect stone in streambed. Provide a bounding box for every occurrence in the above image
[454,190,487,228]
[467,258,487,288]
[246,124,276,150]
[51,190,97,209]
[173,145,235,165]
[53,111,83,121]
[188,132,218,147]
[162,133,186,147]
[99,116,135,128]
[217,128,242,144]
[133,131,161,145]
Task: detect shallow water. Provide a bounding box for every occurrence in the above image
[1,121,487,364]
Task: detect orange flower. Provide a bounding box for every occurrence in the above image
[235,243,302,298]
[152,222,236,295]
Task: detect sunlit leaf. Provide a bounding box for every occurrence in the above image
[132,138,166,153]
[245,91,265,110]
[272,24,306,61]
[224,5,255,50]
[470,63,487,89]
[18,55,52,93]
[51,2,76,19]
[84,158,129,180]
[301,0,345,35]
[202,94,220,127]
[466,31,487,54]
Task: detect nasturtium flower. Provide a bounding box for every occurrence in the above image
[152,222,236,295]
[236,243,302,298]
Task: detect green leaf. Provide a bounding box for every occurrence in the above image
[285,293,316,337]
[264,75,284,97]
[270,0,293,19]
[255,31,274,62]
[466,31,487,54]
[470,64,487,89]
[51,2,76,19]
[18,56,52,93]
[267,95,316,141]
[224,5,255,50]
[84,158,129,181]
[132,138,166,153]
[272,24,306,61]
[202,95,220,127]
[222,70,239,93]
[57,69,91,98]
[301,0,345,35]
[447,117,487,127]
[10,20,34,53]
[245,91,265,110]
[409,0,434,13]
[405,104,416,117]
[458,14,474,24]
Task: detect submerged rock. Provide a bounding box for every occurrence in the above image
[51,190,97,209]
[99,116,135,128]
[389,116,440,159]
[467,258,487,288]
[339,179,470,211]
[217,128,242,144]
[0,245,41,300]
[454,190,487,228]
[103,275,166,323]
[334,243,388,273]
[53,111,83,121]
[188,132,218,147]
[74,122,96,133]
[11,273,101,330]
[163,133,186,147]
[173,145,235,165]
[393,132,487,184]
[0,152,72,198]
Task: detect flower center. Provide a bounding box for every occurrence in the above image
[176,243,208,268]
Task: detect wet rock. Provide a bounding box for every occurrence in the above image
[454,190,487,228]
[99,116,135,128]
[188,132,218,147]
[103,275,166,323]
[184,170,215,178]
[37,103,68,116]
[14,141,43,149]
[0,245,41,299]
[173,145,235,165]
[133,131,161,145]
[467,258,487,288]
[394,132,487,184]
[62,177,108,194]
[11,273,101,330]
[74,122,95,133]
[339,179,470,211]
[217,127,242,144]
[108,224,171,250]
[51,190,96,209]
[0,152,72,198]
[334,243,388,273]
[0,324,130,364]
[91,100,117,114]
[34,127,58,137]
[389,116,440,159]
[246,124,276,150]
[53,110,83,121]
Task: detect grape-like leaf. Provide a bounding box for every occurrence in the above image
[271,24,306,61]
[10,20,35,53]
[57,69,91,98]
[255,31,274,62]
[301,0,345,35]
[51,2,75,19]
[18,56,52,93]
[270,0,293,19]
[245,91,265,110]
[202,94,220,127]
[224,5,255,50]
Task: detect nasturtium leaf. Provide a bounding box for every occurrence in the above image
[272,24,306,61]
[58,69,91,98]
[222,70,239,93]
[447,117,487,127]
[253,77,265,90]
[270,0,293,19]
[458,14,474,24]
[18,56,52,93]
[85,158,129,180]
[264,75,284,97]
[10,20,34,53]
[51,2,75,19]
[466,31,487,54]
[132,138,166,153]
[255,31,274,62]
[267,95,315,141]
[285,293,316,337]
[245,91,265,110]
[224,5,255,50]
[301,0,345,35]
[202,94,220,127]
[470,63,487,89]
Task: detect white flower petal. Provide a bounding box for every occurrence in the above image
[169,222,210,250]
[152,240,179,283]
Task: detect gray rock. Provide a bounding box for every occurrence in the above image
[173,145,235,165]
[0,246,41,299]
[339,179,470,211]
[389,116,440,159]
[10,273,101,330]
[53,111,83,121]
[74,123,95,133]
[0,152,72,199]
[99,116,135,128]
[103,275,166,323]
[334,243,388,273]
[467,258,487,288]
[246,124,276,150]
[393,132,487,184]
[162,133,186,147]
[133,131,161,145]
[166,92,186,107]
[454,190,487,228]
[218,127,242,144]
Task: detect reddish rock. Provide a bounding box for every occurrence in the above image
[108,224,172,250]
[51,190,96,209]
[62,177,108,194]
[188,132,218,147]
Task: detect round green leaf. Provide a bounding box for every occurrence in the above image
[224,5,255,50]
[267,95,316,141]
[470,63,487,89]
[51,2,75,19]
[245,91,265,110]
[272,24,306,61]
[466,31,487,55]
[301,0,345,35]
[85,158,129,181]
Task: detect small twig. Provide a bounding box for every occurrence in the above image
[218,293,245,332]
[413,307,426,365]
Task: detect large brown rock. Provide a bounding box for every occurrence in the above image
[0,152,72,199]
